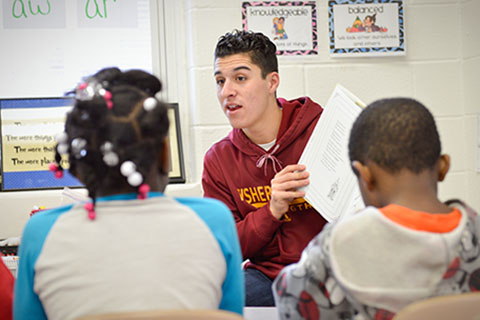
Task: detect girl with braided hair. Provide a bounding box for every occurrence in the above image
[14,68,244,320]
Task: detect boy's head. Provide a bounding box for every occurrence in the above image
[214,29,278,79]
[348,98,450,207]
[349,98,441,173]
[53,67,170,211]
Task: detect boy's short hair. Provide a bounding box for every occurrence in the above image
[348,98,441,174]
[214,29,278,78]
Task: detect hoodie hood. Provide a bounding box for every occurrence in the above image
[228,97,323,157]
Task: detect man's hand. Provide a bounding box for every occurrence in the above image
[269,164,309,220]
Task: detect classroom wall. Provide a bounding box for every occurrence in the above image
[2,0,479,238]
[462,0,480,211]
[184,0,480,210]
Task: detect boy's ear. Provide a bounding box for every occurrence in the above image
[438,154,450,182]
[267,72,280,94]
[352,160,374,191]
[158,138,170,175]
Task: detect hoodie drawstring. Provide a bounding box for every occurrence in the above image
[256,144,283,176]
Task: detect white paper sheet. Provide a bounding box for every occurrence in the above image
[299,84,365,222]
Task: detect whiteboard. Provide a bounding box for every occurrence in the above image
[0,0,154,98]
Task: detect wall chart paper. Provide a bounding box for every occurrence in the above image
[242,1,318,55]
[329,0,405,57]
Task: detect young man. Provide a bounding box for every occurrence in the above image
[272,98,480,319]
[202,30,328,306]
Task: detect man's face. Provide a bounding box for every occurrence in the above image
[214,53,276,132]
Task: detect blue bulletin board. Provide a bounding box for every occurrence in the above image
[0,99,185,190]
[0,97,82,191]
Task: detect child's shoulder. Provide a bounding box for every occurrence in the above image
[329,206,386,239]
[174,197,233,220]
[445,199,478,217]
[174,196,228,209]
[25,204,75,230]
[337,206,383,225]
[21,204,76,250]
[174,197,236,237]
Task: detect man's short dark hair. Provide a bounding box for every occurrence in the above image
[214,30,278,78]
[348,98,441,174]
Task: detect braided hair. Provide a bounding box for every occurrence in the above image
[52,67,170,220]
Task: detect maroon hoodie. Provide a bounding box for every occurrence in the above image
[202,97,327,279]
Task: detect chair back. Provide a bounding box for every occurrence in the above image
[75,309,244,320]
[393,292,480,320]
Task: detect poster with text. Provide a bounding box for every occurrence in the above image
[0,98,82,190]
[329,0,405,57]
[242,1,317,55]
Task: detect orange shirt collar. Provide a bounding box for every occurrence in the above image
[380,204,461,233]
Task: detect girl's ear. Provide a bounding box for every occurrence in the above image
[352,160,375,191]
[438,154,450,182]
[158,138,170,175]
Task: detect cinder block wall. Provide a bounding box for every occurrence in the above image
[185,0,480,210]
[462,0,480,210]
[2,0,479,238]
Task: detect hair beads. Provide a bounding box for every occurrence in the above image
[120,161,143,187]
[138,184,150,200]
[84,203,96,220]
[76,81,113,109]
[56,132,69,155]
[100,142,119,167]
[49,163,64,179]
[143,97,157,111]
[51,68,168,221]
